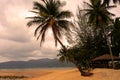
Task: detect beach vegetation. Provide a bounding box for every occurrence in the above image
[83,0,116,68]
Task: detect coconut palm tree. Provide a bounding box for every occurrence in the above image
[84,0,116,68]
[26,0,73,50]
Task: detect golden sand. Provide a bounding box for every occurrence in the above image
[0,68,120,80]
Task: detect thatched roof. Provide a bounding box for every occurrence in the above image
[92,54,120,61]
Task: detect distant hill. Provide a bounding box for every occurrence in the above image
[0,58,74,69]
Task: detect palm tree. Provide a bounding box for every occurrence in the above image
[84,0,116,68]
[26,0,73,50]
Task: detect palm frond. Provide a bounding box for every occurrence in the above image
[57,20,73,31]
[59,56,65,62]
[39,23,49,46]
[56,11,73,19]
[27,20,42,27]
[34,17,50,36]
[52,25,58,46]
[26,16,44,21]
[90,0,101,5]
[84,2,94,8]
[113,0,120,3]
[34,23,45,37]
[29,11,40,15]
[54,23,61,38]
[107,11,115,16]
[33,1,49,16]
[106,5,117,9]
[102,0,120,6]
[45,0,60,16]
[83,9,92,12]
[103,0,111,6]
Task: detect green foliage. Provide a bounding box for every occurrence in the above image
[84,0,116,68]
[111,17,120,56]
[58,9,95,68]
[58,0,120,69]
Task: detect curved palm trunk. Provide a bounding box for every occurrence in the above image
[102,26,115,68]
[56,36,67,51]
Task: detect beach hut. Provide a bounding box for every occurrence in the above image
[91,54,120,68]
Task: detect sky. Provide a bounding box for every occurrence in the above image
[0,0,120,62]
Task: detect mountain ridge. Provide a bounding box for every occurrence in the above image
[0,58,74,69]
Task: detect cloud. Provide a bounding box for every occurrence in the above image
[0,0,120,62]
[0,0,57,62]
[0,0,33,43]
[0,39,57,62]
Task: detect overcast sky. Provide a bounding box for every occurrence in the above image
[0,0,120,62]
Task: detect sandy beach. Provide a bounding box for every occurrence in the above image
[0,68,120,80]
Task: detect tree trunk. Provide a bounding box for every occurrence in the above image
[75,64,93,76]
[73,61,84,74]
[72,61,93,76]
[102,26,115,68]
[56,36,67,51]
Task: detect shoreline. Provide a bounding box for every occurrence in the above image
[0,67,75,70]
